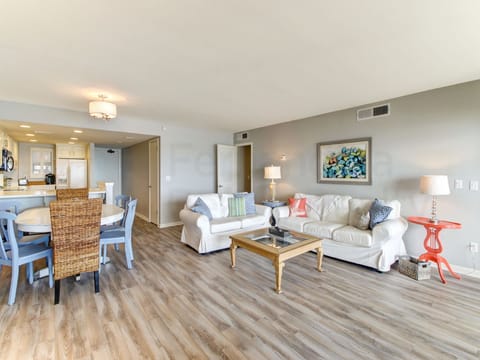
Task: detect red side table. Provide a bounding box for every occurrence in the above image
[407,216,462,284]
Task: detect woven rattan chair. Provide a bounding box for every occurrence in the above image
[49,198,103,304]
[56,188,89,200]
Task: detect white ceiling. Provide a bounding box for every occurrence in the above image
[1,1,480,134]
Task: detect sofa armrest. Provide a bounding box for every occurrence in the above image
[372,217,408,242]
[272,206,290,223]
[255,204,271,216]
[179,208,210,234]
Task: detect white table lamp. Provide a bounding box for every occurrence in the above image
[264,165,281,201]
[420,175,450,224]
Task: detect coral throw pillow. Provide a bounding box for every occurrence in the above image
[289,198,307,217]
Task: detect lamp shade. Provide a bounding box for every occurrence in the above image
[89,100,117,120]
[420,175,450,195]
[264,165,281,180]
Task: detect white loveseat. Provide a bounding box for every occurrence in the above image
[273,193,408,272]
[180,193,271,253]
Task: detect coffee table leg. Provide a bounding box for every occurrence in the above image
[230,243,237,268]
[317,247,323,271]
[274,260,285,294]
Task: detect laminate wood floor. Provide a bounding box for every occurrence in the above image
[1,219,479,359]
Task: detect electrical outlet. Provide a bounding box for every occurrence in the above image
[468,242,478,253]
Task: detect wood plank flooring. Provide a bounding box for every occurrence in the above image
[1,219,479,359]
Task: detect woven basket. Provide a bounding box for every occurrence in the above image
[399,256,431,281]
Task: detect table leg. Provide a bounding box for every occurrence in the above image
[230,243,237,268]
[274,260,285,294]
[317,247,323,271]
[419,253,461,284]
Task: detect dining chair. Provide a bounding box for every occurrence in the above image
[56,188,89,200]
[49,198,103,305]
[100,199,137,269]
[0,211,54,305]
[0,201,50,282]
[100,194,132,254]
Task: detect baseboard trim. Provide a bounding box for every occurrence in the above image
[159,221,182,228]
[135,213,149,222]
[449,264,480,279]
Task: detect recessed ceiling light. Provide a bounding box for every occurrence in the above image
[70,137,78,140]
[34,130,53,134]
[125,136,135,139]
[73,130,83,134]
[26,133,35,137]
[29,139,38,142]
[68,141,75,145]
[20,124,31,128]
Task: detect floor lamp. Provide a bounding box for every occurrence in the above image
[264,165,281,201]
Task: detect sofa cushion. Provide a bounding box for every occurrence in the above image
[332,225,373,247]
[277,216,314,232]
[187,194,224,219]
[228,197,246,217]
[348,199,372,230]
[369,199,393,229]
[289,197,307,217]
[295,193,351,223]
[191,197,213,220]
[303,221,346,239]
[210,218,241,233]
[234,192,256,215]
[240,214,266,228]
[219,194,233,217]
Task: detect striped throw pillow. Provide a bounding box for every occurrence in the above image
[228,197,246,217]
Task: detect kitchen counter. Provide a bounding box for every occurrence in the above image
[0,186,108,212]
[0,187,106,199]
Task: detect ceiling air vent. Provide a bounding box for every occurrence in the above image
[357,103,390,121]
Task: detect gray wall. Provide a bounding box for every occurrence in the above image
[160,126,232,225]
[235,80,480,269]
[123,141,149,219]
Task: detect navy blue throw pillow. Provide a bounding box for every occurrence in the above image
[191,197,213,220]
[369,199,393,229]
[234,192,256,215]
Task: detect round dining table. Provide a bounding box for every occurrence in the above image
[15,204,124,232]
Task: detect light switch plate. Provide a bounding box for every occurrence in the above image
[470,180,479,191]
[454,179,463,189]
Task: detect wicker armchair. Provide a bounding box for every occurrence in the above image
[49,198,103,304]
[56,188,89,200]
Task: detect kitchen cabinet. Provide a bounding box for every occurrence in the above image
[56,144,86,159]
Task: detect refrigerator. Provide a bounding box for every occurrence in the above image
[56,159,87,188]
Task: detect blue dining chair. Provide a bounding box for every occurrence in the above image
[0,211,54,305]
[101,194,132,253]
[100,199,137,269]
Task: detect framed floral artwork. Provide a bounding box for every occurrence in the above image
[317,137,372,185]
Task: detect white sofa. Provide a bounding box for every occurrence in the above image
[273,193,407,272]
[180,193,271,253]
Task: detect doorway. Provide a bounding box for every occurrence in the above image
[148,138,159,225]
[216,143,252,194]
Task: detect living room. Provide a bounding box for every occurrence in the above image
[1,1,479,359]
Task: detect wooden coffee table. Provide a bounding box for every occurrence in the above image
[230,228,323,293]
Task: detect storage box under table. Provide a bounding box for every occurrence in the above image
[399,256,431,280]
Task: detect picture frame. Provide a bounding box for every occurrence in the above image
[317,137,372,185]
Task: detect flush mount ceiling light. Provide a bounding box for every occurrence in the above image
[89,94,117,120]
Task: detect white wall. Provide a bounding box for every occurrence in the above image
[0,101,233,226]
[92,146,122,198]
[235,80,480,269]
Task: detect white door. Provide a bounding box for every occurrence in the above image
[216,144,237,194]
[148,138,159,225]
